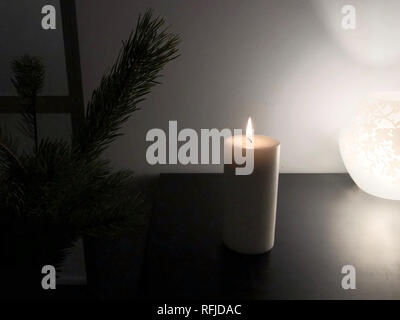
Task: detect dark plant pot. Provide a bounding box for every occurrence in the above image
[83,229,148,299]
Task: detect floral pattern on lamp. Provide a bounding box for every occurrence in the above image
[339,92,400,200]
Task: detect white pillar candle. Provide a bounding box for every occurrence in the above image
[223,118,280,254]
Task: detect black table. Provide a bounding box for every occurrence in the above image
[141,174,400,300]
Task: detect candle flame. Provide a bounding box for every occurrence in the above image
[246,117,254,144]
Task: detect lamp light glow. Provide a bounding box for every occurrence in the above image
[339,92,400,200]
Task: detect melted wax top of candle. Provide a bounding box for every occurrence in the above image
[226,135,280,150]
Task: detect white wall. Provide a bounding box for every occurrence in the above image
[76,0,400,174]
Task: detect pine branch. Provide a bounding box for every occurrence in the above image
[0,126,23,174]
[11,55,45,153]
[0,127,26,216]
[1,10,178,240]
[75,9,180,157]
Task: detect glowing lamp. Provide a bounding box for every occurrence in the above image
[339,92,400,200]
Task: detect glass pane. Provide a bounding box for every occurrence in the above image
[0,0,68,96]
